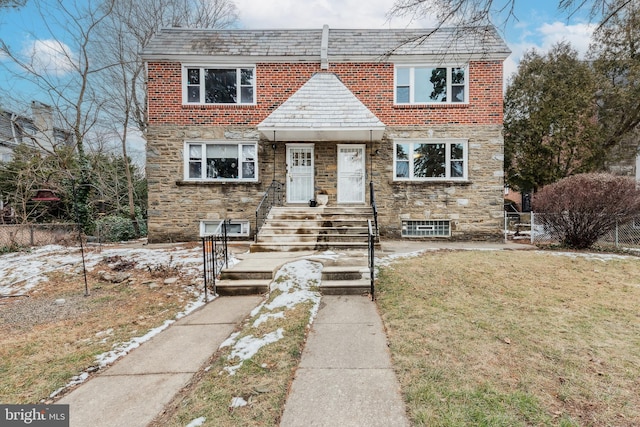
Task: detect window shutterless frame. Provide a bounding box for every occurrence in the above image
[394,65,468,105]
[182,65,256,105]
[184,141,258,182]
[393,139,468,181]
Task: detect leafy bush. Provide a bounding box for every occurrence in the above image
[533,173,640,249]
[97,215,141,242]
[0,242,24,254]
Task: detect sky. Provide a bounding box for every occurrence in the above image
[0,0,597,159]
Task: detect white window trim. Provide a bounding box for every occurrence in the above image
[184,141,259,182]
[394,65,468,105]
[393,138,469,181]
[200,220,250,237]
[182,65,256,105]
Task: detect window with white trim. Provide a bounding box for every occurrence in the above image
[184,67,255,104]
[395,66,466,104]
[402,220,451,237]
[200,220,250,237]
[185,142,257,181]
[394,139,467,181]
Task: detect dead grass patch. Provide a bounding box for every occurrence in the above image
[376,250,640,427]
[0,256,199,403]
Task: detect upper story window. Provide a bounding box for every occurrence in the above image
[395,66,467,104]
[184,67,255,105]
[185,141,257,182]
[394,139,468,181]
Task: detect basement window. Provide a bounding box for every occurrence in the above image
[200,220,250,237]
[402,220,451,237]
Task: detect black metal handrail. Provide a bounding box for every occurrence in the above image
[255,180,284,241]
[368,219,376,301]
[202,220,229,302]
[369,181,379,238]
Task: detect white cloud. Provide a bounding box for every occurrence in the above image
[234,0,437,29]
[504,21,595,85]
[537,21,595,56]
[22,39,76,77]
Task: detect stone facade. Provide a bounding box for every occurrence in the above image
[147,123,504,242]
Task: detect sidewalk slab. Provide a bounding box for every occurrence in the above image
[58,374,191,427]
[280,295,409,427]
[299,323,390,369]
[58,295,263,427]
[281,369,408,427]
[104,324,235,375]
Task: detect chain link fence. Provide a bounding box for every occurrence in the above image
[0,218,148,251]
[504,212,640,250]
[0,223,79,249]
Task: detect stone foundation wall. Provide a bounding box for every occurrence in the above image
[147,124,504,243]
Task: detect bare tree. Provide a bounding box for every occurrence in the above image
[388,0,636,31]
[0,0,117,231]
[92,0,238,235]
[0,0,26,9]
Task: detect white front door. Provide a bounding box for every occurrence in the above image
[337,144,366,204]
[286,144,314,204]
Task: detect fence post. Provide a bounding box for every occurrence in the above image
[615,219,619,248]
[530,212,535,245]
[504,211,507,242]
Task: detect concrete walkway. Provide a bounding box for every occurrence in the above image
[57,295,262,427]
[55,240,532,426]
[280,295,410,426]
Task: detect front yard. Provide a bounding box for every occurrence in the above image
[377,250,640,426]
[1,245,639,426]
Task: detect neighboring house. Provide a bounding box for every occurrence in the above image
[142,25,510,243]
[604,128,640,181]
[0,101,73,162]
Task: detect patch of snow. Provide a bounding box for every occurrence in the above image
[230,396,248,408]
[252,311,285,328]
[185,416,207,427]
[249,300,266,318]
[545,250,634,262]
[219,332,241,349]
[49,372,89,398]
[224,328,284,375]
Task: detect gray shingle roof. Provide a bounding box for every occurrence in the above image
[257,72,385,141]
[142,26,510,61]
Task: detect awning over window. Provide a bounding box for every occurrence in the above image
[258,72,385,142]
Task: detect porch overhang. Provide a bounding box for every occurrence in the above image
[258,72,386,143]
[258,126,385,142]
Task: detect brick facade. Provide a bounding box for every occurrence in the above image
[146,60,506,243]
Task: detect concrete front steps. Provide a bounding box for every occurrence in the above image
[250,206,376,252]
[215,250,372,296]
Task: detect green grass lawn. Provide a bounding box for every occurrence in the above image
[376,250,640,427]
